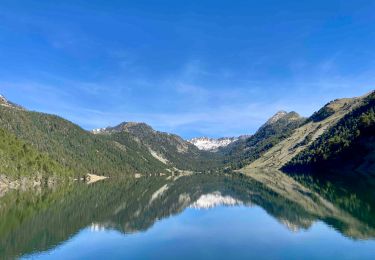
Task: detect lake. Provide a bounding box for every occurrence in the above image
[1,170,375,259]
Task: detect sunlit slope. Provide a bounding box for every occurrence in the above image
[284,91,375,173]
[242,93,367,171]
[222,111,305,169]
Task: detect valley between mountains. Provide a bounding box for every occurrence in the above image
[0,90,374,188]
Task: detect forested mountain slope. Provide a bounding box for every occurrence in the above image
[94,122,222,171]
[283,91,375,174]
[0,104,168,177]
[0,128,73,180]
[242,91,370,172]
[1,90,373,180]
[222,111,305,170]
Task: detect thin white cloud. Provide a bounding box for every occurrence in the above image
[1,55,374,138]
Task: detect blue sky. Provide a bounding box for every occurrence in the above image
[0,0,374,138]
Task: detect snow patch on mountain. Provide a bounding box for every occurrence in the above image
[92,128,107,134]
[188,137,238,151]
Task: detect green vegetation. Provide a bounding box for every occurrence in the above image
[293,130,315,149]
[0,106,168,177]
[291,173,375,227]
[0,128,73,179]
[0,176,172,258]
[0,91,373,179]
[284,92,375,173]
[104,122,222,171]
[306,97,356,124]
[308,106,335,123]
[222,112,305,169]
[0,104,220,179]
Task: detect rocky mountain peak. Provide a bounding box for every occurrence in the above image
[265,111,288,125]
[92,122,155,135]
[262,111,302,128]
[189,137,238,151]
[115,122,155,133]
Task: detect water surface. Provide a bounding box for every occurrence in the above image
[1,171,375,259]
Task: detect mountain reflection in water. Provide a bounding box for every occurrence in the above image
[1,170,375,259]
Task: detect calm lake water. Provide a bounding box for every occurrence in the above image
[1,170,375,259]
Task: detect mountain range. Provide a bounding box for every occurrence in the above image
[0,90,374,185]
